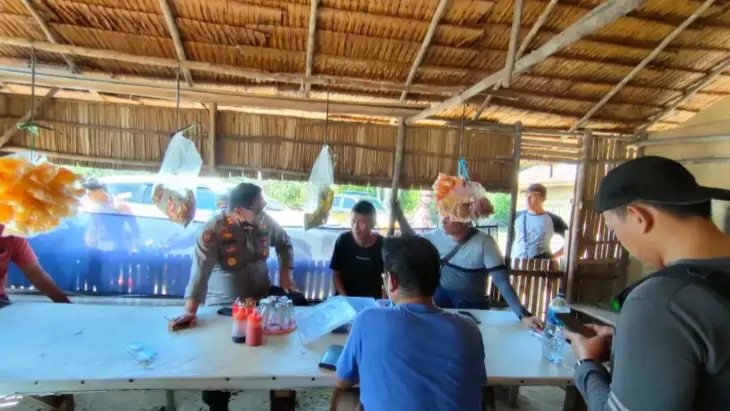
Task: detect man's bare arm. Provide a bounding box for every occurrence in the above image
[332,270,348,296]
[20,263,70,303]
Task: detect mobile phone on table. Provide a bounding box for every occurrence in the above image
[555,313,597,338]
[318,345,344,371]
[457,310,481,324]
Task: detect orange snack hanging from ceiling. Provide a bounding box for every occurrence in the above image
[0,156,85,237]
[432,173,494,222]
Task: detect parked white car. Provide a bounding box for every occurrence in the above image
[80,175,307,227]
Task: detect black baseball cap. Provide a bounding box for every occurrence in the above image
[596,156,730,213]
[82,178,106,191]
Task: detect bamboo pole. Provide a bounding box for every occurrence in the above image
[630,133,730,148]
[0,36,460,96]
[502,0,524,88]
[566,130,592,302]
[389,118,407,236]
[399,0,449,102]
[207,102,217,172]
[19,0,77,73]
[0,87,58,148]
[504,122,523,263]
[407,0,644,123]
[303,0,319,97]
[157,0,194,86]
[569,0,717,132]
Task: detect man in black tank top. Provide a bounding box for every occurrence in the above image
[330,201,384,299]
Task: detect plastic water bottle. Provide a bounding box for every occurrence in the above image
[542,293,570,364]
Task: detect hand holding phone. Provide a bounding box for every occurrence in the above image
[555,313,597,338]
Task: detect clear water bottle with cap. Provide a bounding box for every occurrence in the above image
[543,293,570,364]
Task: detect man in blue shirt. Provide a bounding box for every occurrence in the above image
[331,235,486,411]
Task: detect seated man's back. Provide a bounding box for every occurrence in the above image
[349,305,485,411]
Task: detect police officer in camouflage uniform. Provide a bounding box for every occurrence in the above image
[170,182,306,411]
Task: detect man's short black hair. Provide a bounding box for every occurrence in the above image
[613,201,712,220]
[352,200,377,217]
[382,235,441,297]
[228,183,262,210]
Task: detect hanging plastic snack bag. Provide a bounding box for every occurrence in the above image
[303,145,335,231]
[433,173,494,222]
[0,152,85,238]
[152,130,202,228]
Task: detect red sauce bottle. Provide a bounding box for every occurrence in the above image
[246,310,263,347]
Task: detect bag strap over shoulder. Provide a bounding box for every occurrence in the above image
[440,228,479,266]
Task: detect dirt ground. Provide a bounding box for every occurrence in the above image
[2,386,567,411]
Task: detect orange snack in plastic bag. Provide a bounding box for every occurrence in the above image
[432,173,494,222]
[0,156,84,237]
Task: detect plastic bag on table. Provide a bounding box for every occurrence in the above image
[433,173,494,222]
[152,130,202,228]
[303,145,335,231]
[0,152,84,238]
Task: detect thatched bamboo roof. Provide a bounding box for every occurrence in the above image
[0,0,728,133]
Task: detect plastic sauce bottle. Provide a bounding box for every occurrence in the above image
[231,307,247,344]
[246,310,263,347]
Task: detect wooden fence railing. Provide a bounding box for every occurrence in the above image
[489,258,564,320]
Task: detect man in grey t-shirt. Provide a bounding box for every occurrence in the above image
[565,156,730,411]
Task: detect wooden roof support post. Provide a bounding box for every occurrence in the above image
[637,57,730,133]
[565,130,592,302]
[473,0,557,120]
[388,117,407,236]
[409,0,644,124]
[399,0,449,102]
[303,0,320,98]
[504,121,523,265]
[158,0,193,86]
[0,86,58,148]
[569,0,717,132]
[502,0,524,88]
[19,0,77,72]
[207,102,217,174]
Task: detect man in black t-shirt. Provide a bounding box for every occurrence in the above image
[330,200,384,299]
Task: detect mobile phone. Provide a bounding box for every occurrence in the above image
[555,313,597,338]
[318,345,344,371]
[217,307,233,316]
[458,310,482,324]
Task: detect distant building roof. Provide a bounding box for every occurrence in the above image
[519,164,576,188]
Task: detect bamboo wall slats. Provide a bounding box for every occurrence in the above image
[0,95,517,189]
[572,136,636,303]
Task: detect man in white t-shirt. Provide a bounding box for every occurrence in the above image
[510,184,568,259]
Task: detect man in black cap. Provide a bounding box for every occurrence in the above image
[565,156,730,411]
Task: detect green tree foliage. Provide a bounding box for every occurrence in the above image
[487,193,511,225]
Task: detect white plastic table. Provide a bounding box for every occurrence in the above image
[0,302,581,409]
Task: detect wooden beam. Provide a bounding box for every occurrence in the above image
[515,0,560,62]
[0,86,58,148]
[399,0,449,102]
[474,0,557,120]
[410,0,644,124]
[207,102,217,172]
[1,146,157,167]
[637,58,730,132]
[0,36,462,96]
[630,133,730,148]
[388,118,407,236]
[0,70,422,118]
[504,122,522,263]
[19,0,77,73]
[566,130,592,302]
[157,0,193,86]
[303,0,319,97]
[502,0,524,88]
[569,0,717,132]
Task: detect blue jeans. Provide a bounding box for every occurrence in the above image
[433,286,490,310]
